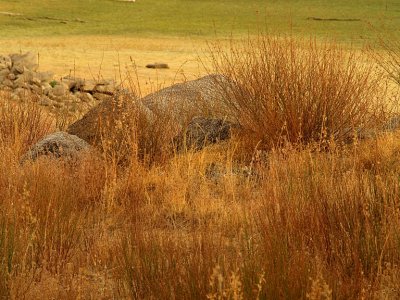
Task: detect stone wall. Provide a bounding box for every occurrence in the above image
[0,52,115,115]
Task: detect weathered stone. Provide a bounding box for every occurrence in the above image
[43,87,52,96]
[14,87,28,98]
[10,52,38,72]
[14,70,37,88]
[76,92,94,103]
[30,77,42,86]
[81,81,97,92]
[0,69,10,78]
[94,84,114,94]
[51,84,67,97]
[21,131,91,162]
[0,55,12,70]
[51,95,65,103]
[62,76,85,91]
[68,75,238,158]
[37,71,54,82]
[39,96,52,107]
[13,75,26,87]
[2,79,14,88]
[29,84,42,94]
[146,63,169,69]
[67,91,151,146]
[11,65,24,75]
[142,74,235,127]
[7,73,16,81]
[24,70,36,82]
[92,92,112,102]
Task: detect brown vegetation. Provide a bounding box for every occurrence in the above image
[0,36,399,299]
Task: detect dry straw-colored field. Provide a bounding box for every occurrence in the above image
[1,1,400,298]
[0,33,400,299]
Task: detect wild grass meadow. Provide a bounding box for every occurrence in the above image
[0,1,400,299]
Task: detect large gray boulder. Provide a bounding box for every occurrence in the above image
[67,91,151,145]
[21,131,91,162]
[67,75,239,157]
[141,74,234,124]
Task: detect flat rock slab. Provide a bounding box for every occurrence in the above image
[21,131,91,162]
[146,63,169,69]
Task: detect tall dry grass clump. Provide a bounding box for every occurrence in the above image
[208,36,387,150]
[0,92,52,157]
[373,32,400,86]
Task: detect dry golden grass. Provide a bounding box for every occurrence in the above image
[0,36,400,299]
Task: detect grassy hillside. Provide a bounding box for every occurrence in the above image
[0,0,399,42]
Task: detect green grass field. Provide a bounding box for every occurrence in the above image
[0,0,399,42]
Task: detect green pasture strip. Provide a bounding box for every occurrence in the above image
[0,0,399,43]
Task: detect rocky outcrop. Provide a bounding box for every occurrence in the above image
[21,131,91,162]
[0,52,116,116]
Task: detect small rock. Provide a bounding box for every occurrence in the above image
[77,92,94,103]
[37,71,54,82]
[146,63,169,69]
[0,69,10,76]
[30,77,42,86]
[92,92,112,102]
[13,75,26,87]
[94,84,114,94]
[29,84,42,94]
[7,73,16,80]
[81,80,97,92]
[11,65,24,75]
[52,84,67,97]
[0,55,12,70]
[39,96,52,107]
[2,79,14,88]
[14,87,28,98]
[21,131,91,162]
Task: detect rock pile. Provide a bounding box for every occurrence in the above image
[0,52,116,115]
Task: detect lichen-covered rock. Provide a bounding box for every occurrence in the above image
[141,74,235,126]
[21,131,91,162]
